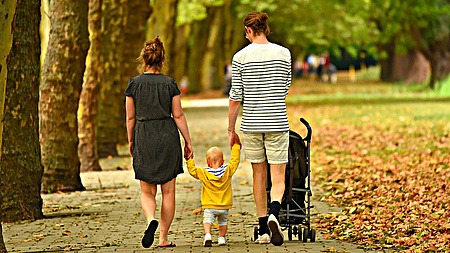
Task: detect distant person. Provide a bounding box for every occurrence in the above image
[186,144,241,247]
[180,76,189,96]
[125,36,194,248]
[223,60,232,95]
[228,11,291,246]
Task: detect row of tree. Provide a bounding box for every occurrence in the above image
[0,0,449,250]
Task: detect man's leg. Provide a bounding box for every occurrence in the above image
[269,163,286,218]
[252,162,271,241]
[252,162,267,217]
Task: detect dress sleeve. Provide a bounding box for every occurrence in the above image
[171,79,181,97]
[124,78,134,97]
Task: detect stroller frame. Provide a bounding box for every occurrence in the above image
[253,118,316,242]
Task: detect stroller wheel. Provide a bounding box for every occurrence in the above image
[288,226,292,241]
[310,229,316,242]
[253,226,259,241]
[302,228,309,242]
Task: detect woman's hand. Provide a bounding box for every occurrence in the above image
[184,142,194,160]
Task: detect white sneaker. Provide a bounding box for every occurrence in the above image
[203,233,212,247]
[255,233,270,244]
[268,214,284,246]
[218,237,226,246]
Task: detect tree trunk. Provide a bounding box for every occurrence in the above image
[116,0,151,145]
[97,0,125,158]
[172,24,191,84]
[202,6,225,90]
[378,40,429,83]
[121,0,151,80]
[1,0,44,222]
[147,0,178,77]
[78,0,102,172]
[40,0,89,192]
[1,0,17,250]
[410,25,449,89]
[0,223,5,253]
[187,20,209,93]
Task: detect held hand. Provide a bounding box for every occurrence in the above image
[229,132,241,149]
[184,143,194,160]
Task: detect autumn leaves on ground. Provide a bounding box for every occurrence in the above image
[285,78,450,252]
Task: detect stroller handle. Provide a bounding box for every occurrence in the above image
[300,118,312,142]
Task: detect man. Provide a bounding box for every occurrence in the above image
[227,11,291,246]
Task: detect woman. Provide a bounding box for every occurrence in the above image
[125,36,193,248]
[227,12,291,246]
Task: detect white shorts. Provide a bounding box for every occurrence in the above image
[203,209,229,226]
[242,131,289,164]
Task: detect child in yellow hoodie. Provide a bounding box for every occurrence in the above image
[186,144,240,247]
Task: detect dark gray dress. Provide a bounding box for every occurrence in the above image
[124,74,183,185]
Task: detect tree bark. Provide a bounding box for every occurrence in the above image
[202,6,225,90]
[116,0,151,145]
[78,0,102,172]
[1,0,17,250]
[1,0,44,222]
[147,0,178,77]
[40,0,89,192]
[411,25,450,89]
[378,39,430,84]
[97,0,125,158]
[187,19,209,93]
[172,24,191,84]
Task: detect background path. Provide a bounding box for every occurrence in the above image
[3,100,377,252]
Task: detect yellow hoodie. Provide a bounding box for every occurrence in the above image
[186,144,240,209]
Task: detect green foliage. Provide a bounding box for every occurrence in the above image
[176,0,224,26]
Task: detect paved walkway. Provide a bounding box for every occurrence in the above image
[3,163,370,252]
[3,99,376,252]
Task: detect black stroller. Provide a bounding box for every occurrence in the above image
[253,118,316,242]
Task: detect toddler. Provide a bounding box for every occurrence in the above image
[186,144,240,246]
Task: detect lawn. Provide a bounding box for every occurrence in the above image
[286,78,450,252]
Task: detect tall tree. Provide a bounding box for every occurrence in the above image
[147,0,178,77]
[409,0,449,89]
[1,0,17,250]
[78,0,102,172]
[97,0,125,158]
[1,0,44,222]
[117,0,151,144]
[40,0,89,192]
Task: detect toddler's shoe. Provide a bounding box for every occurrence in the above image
[255,233,270,244]
[268,214,284,246]
[203,233,212,247]
[218,237,226,246]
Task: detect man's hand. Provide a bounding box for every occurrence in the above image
[229,131,241,149]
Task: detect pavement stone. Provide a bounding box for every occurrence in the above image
[3,162,378,253]
[3,101,382,252]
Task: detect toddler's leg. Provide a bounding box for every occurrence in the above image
[217,210,229,237]
[203,222,212,235]
[219,225,227,237]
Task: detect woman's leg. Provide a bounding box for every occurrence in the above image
[159,178,176,245]
[140,181,157,224]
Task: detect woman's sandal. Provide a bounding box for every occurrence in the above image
[142,220,158,248]
[157,242,176,248]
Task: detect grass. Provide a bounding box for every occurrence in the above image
[286,78,450,252]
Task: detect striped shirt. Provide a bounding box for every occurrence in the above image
[205,165,227,178]
[229,43,291,133]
